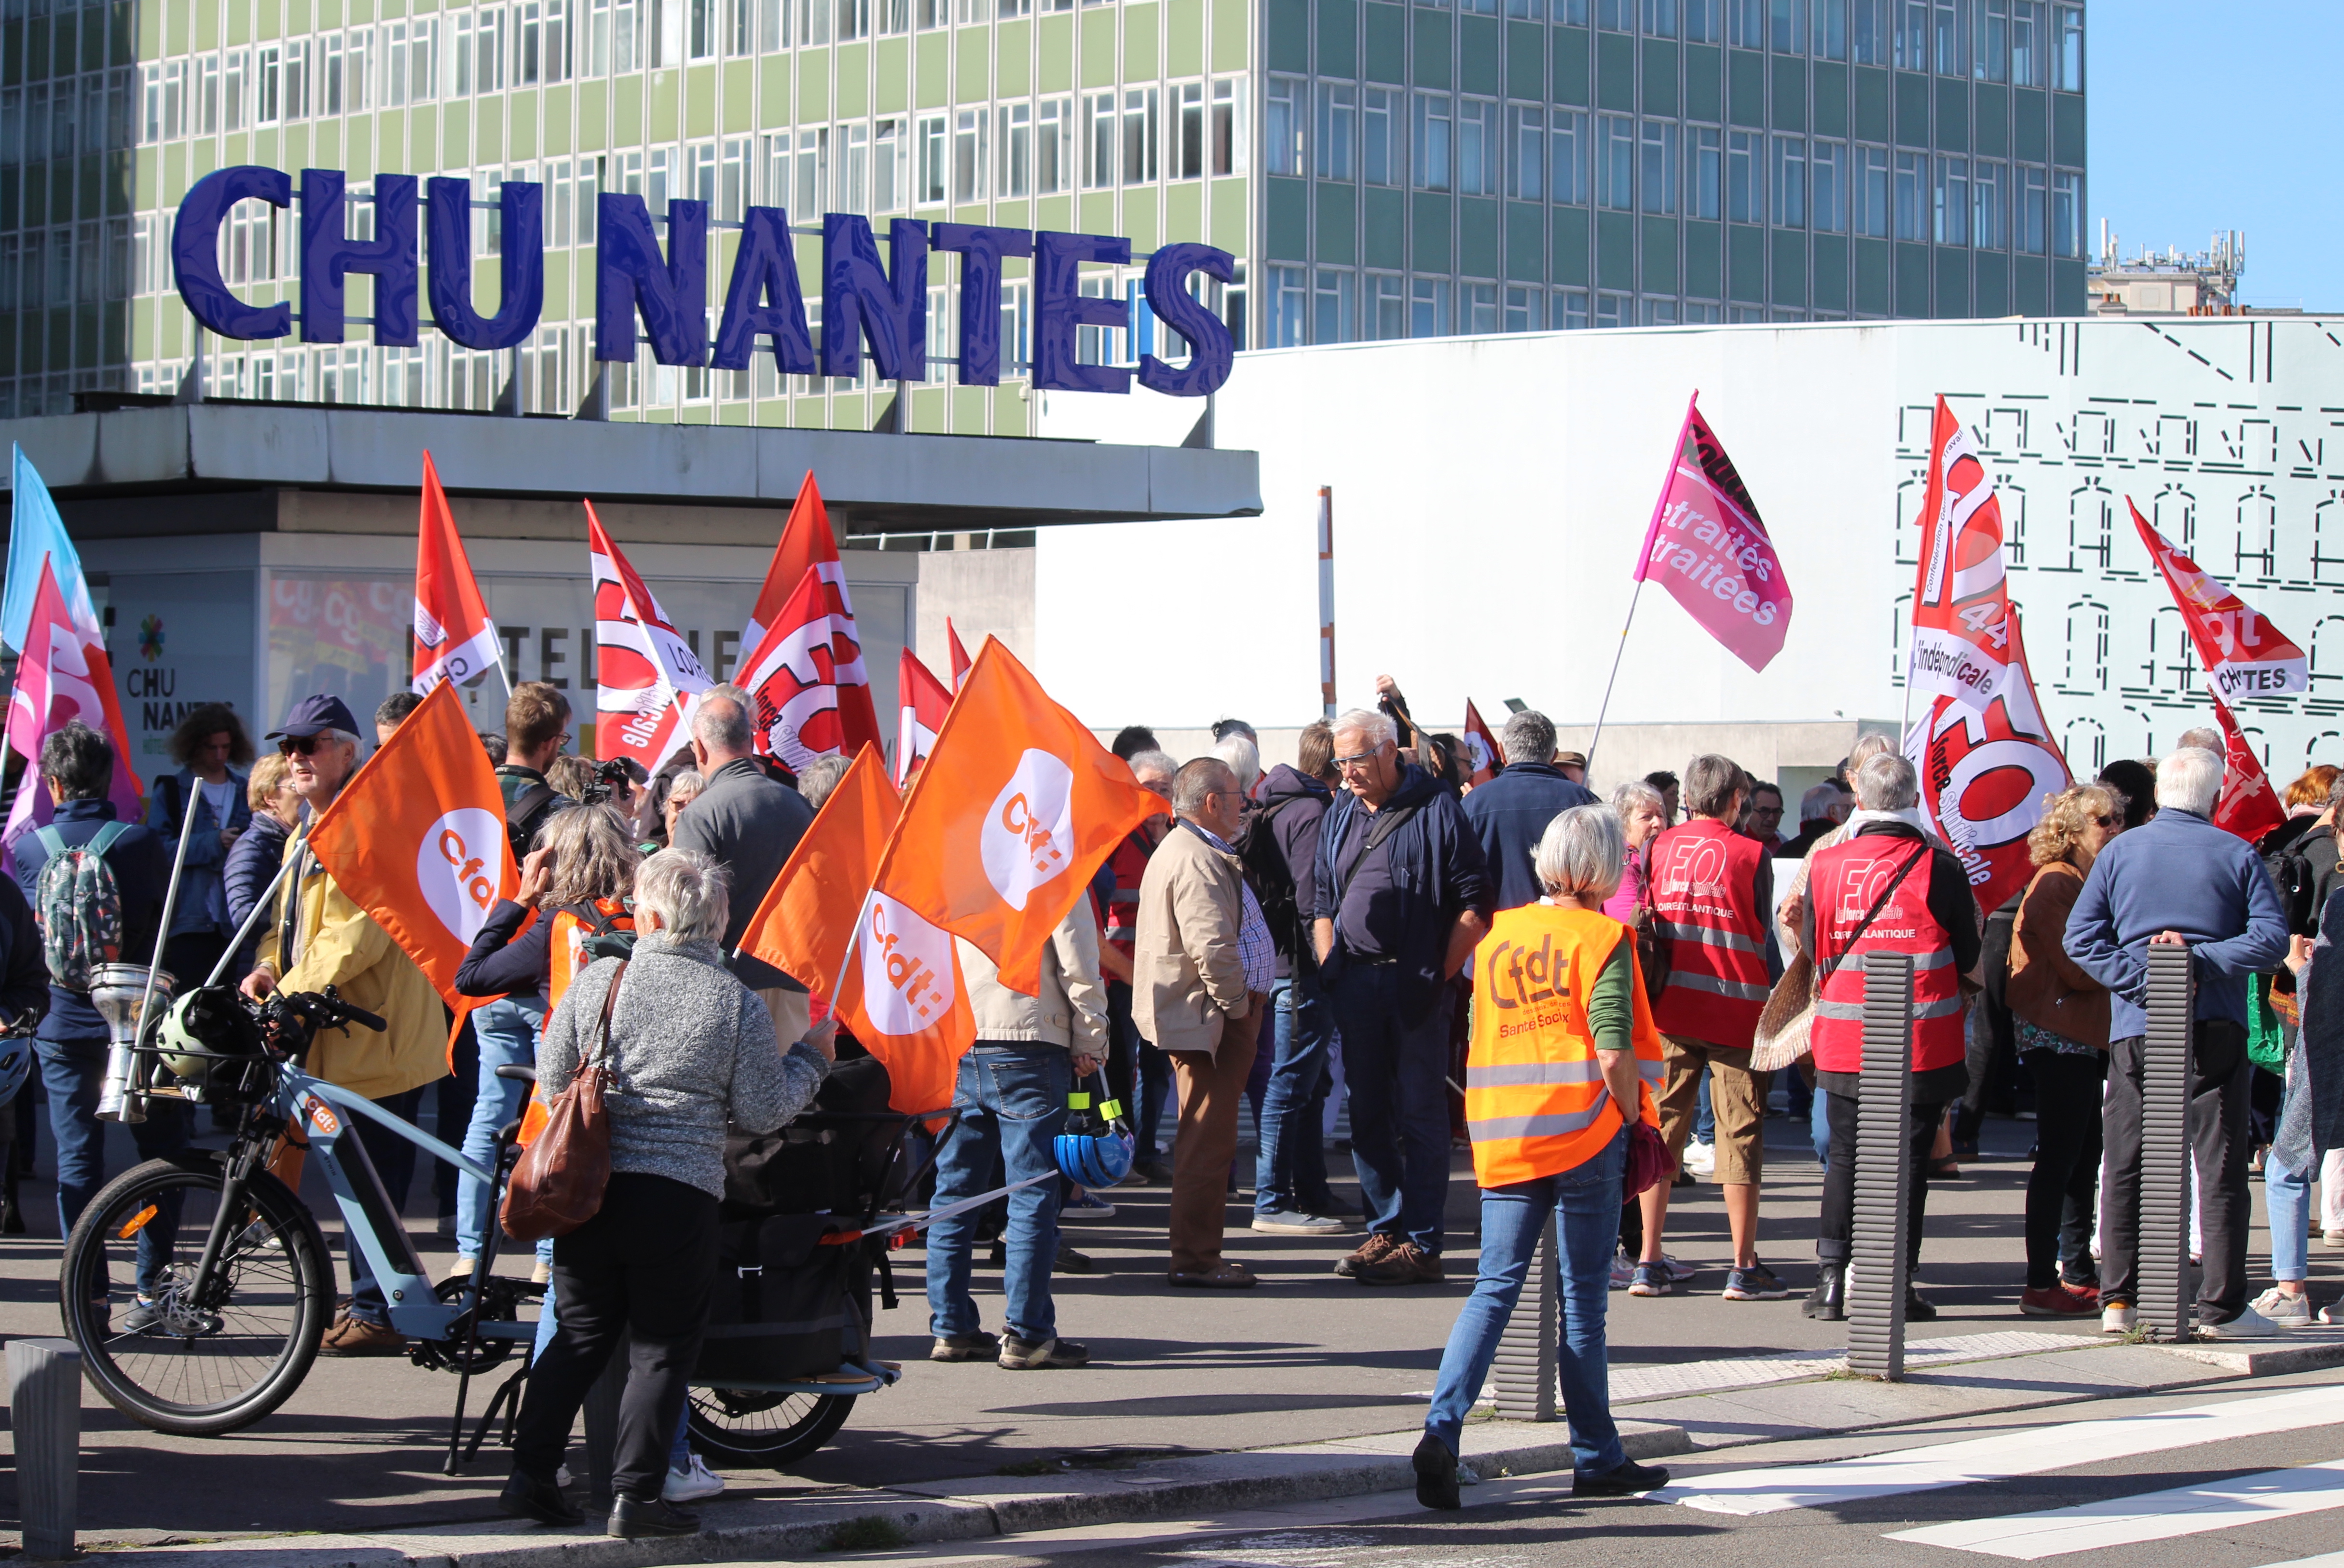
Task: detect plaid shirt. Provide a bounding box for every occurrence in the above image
[1188,822,1276,995]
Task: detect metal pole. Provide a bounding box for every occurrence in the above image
[102,776,207,1121]
[1317,486,1337,720]
[203,820,312,991]
[1583,577,1648,775]
[1490,1212,1559,1421]
[1847,950,1915,1378]
[10,1336,81,1559]
[2138,943,2196,1343]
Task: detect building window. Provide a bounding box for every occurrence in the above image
[1598,0,1630,27]
[2052,3,2081,89]
[875,120,906,210]
[1770,135,1804,226]
[1459,99,1498,195]
[1683,0,1719,41]
[2016,163,2045,252]
[1266,77,1303,176]
[1851,0,1889,63]
[1809,138,1844,231]
[1684,299,1721,320]
[1931,0,1963,75]
[2009,0,2041,85]
[1213,79,1247,175]
[1640,295,1678,325]
[1463,280,1499,333]
[999,102,1030,196]
[1085,91,1116,186]
[1643,0,1678,36]
[1811,0,1846,58]
[1894,0,1926,68]
[1549,109,1589,203]
[1973,0,2006,80]
[1970,157,2004,247]
[1769,0,1802,52]
[918,115,946,204]
[1176,82,1206,178]
[1370,272,1406,338]
[224,48,247,131]
[954,108,988,202]
[1413,93,1453,191]
[1410,276,1449,337]
[1557,0,1588,18]
[1640,118,1679,213]
[1317,83,1356,181]
[1933,154,1967,244]
[1596,290,1627,327]
[1597,113,1634,209]
[1726,129,1760,222]
[1510,105,1545,199]
[1505,284,1544,331]
[836,123,868,211]
[2052,169,2082,257]
[1510,0,1547,17]
[1363,88,1399,185]
[1893,150,1925,240]
[1686,125,1721,218]
[1852,142,1888,235]
[1123,87,1159,182]
[1269,264,1307,347]
[1315,268,1356,342]
[1727,0,1761,47]
[799,0,831,47]
[1556,287,1590,329]
[1039,97,1072,191]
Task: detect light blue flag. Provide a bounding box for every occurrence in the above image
[4,443,98,651]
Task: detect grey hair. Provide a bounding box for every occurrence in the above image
[1847,731,1896,773]
[1502,709,1557,766]
[2176,726,2223,757]
[1213,733,1261,796]
[633,846,731,944]
[1800,780,1851,822]
[1684,754,1744,818]
[691,684,755,753]
[1853,752,1919,812]
[1172,757,1239,818]
[668,769,704,801]
[542,803,642,908]
[1535,804,1626,901]
[2156,747,2223,816]
[1610,779,1665,819]
[1332,707,1398,751]
[1125,749,1179,781]
[797,754,853,812]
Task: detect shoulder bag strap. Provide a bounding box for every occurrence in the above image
[1816,842,1931,985]
[1335,799,1419,897]
[588,958,629,1071]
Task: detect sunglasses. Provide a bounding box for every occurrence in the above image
[2093,813,2121,828]
[277,735,336,756]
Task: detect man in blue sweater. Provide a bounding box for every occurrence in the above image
[2066,745,2289,1336]
[1461,710,1600,913]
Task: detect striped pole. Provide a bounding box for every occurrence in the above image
[1317,486,1337,720]
[1847,950,1916,1379]
[2138,943,2196,1343]
[1491,1214,1560,1421]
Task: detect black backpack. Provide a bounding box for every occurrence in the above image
[2265,824,2327,937]
[504,781,568,865]
[1231,796,1305,959]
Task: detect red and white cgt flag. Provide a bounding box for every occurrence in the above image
[743,472,884,754]
[411,451,505,697]
[2207,697,2289,845]
[736,566,870,770]
[1460,699,1503,785]
[895,646,954,787]
[589,503,713,768]
[1908,396,2017,715]
[2130,500,2309,703]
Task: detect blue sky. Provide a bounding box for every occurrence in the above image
[2089,2,2343,308]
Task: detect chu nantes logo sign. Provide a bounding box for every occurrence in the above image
[417,807,505,948]
[171,167,1236,399]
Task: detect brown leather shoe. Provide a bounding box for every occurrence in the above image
[1167,1262,1259,1289]
[320,1315,409,1356]
[1357,1241,1442,1286]
[1334,1231,1399,1279]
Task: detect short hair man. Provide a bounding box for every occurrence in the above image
[1797,753,1981,1323]
[1463,709,1600,913]
[1111,726,1160,762]
[498,682,577,859]
[1781,783,1854,859]
[2066,747,2290,1335]
[9,721,175,1320]
[241,695,448,1354]
[1740,782,1788,850]
[1251,720,1346,1232]
[1554,750,1590,785]
[1635,754,1784,1301]
[1100,750,1180,1180]
[1643,771,1680,826]
[2176,726,2224,757]
[1312,709,1492,1285]
[374,691,423,747]
[668,684,817,1046]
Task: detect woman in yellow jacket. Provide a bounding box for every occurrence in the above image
[1414,804,1671,1508]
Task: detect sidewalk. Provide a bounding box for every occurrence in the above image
[5,1107,2339,1561]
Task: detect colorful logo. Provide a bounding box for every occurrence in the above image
[417,808,504,944]
[980,750,1076,912]
[137,614,164,662]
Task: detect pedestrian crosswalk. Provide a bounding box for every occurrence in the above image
[1885,1459,2344,1558]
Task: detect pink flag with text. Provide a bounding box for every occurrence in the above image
[1631,395,1794,672]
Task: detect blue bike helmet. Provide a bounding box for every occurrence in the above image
[0,1032,31,1112]
[1052,1084,1135,1188]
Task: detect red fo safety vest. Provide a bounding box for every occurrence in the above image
[1807,835,1965,1075]
[1646,819,1770,1048]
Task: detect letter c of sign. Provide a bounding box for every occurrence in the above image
[1001,793,1031,834]
[174,166,295,339]
[439,828,469,867]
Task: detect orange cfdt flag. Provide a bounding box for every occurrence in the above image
[873,636,1169,997]
[305,680,518,1009]
[740,743,896,1002]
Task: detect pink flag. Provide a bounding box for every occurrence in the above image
[5,561,145,848]
[1631,395,1793,672]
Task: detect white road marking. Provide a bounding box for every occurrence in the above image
[1885,1457,2344,1558]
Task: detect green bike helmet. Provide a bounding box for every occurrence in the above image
[159,987,266,1084]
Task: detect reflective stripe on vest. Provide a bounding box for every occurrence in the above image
[1646,820,1770,1049]
[1465,904,1667,1189]
[1807,836,1966,1076]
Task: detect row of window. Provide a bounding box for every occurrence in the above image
[1258,265,1831,342]
[1517,0,2083,89]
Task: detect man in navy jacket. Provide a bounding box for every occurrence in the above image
[1461,710,1599,912]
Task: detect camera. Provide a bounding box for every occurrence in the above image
[579,758,637,807]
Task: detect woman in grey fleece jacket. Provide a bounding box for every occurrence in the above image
[505,848,833,1539]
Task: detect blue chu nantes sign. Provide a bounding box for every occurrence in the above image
[172,166,1235,398]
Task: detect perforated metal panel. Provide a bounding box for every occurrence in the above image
[1847,950,1915,1379]
[1491,1213,1559,1421]
[2138,943,2196,1344]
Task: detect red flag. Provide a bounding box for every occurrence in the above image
[2207,698,2289,844]
[2130,501,2309,703]
[742,472,884,754]
[947,619,972,692]
[411,450,504,697]
[3,561,144,848]
[1905,607,2071,916]
[1631,394,1794,672]
[1908,396,2016,714]
[1461,700,1502,786]
[589,503,714,768]
[735,566,871,769]
[895,647,954,787]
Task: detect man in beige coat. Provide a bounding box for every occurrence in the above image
[1135,758,1275,1287]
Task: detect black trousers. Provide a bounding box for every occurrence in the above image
[1817,1090,1948,1271]
[2100,1021,2251,1323]
[2023,1049,2106,1289]
[514,1173,719,1501]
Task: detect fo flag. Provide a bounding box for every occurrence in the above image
[1461,700,1502,785]
[3,561,144,847]
[1905,606,2071,916]
[589,504,713,768]
[411,451,504,696]
[2131,501,2309,702]
[1631,394,1794,672]
[895,647,953,787]
[305,681,518,1007]
[743,472,884,754]
[736,566,871,769]
[1909,396,2016,713]
[2207,699,2289,845]
[874,637,1169,996]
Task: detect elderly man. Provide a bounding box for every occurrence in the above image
[1462,710,1600,914]
[1102,750,1179,1184]
[1781,783,1854,859]
[1740,782,1789,851]
[1636,754,1783,1301]
[2067,747,2290,1337]
[1798,753,1981,1322]
[1313,709,1491,1286]
[1135,758,1272,1287]
[669,684,816,1045]
[242,695,447,1354]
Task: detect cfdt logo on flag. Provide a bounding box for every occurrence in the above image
[860,894,957,1035]
[419,807,505,944]
[982,751,1077,911]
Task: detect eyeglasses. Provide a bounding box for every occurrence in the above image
[1333,750,1385,770]
[2093,814,2121,828]
[278,735,332,756]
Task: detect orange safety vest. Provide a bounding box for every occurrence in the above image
[1466,904,1665,1189]
[519,898,635,1147]
[1808,836,1965,1075]
[1646,819,1770,1048]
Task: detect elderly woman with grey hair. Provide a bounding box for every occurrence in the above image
[1413,805,1669,1510]
[505,848,835,1539]
[1601,779,1669,925]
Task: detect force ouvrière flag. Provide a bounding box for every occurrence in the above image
[1908,395,2017,714]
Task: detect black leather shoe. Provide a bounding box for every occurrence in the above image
[1905,1287,1938,1322]
[498,1471,583,1527]
[1802,1263,1846,1321]
[1413,1432,1460,1510]
[1573,1458,1669,1497]
[608,1496,701,1538]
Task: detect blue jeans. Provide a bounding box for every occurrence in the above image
[1425,1126,1629,1476]
[457,997,546,1263]
[1810,1080,1832,1171]
[1694,1068,1715,1144]
[2269,1152,2311,1283]
[1255,973,1334,1215]
[1109,981,1174,1161]
[1328,964,1453,1254]
[926,1045,1070,1345]
[41,1040,190,1301]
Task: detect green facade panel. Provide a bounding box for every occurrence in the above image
[1895,239,1929,314]
[1037,18,1071,91]
[1936,245,1969,317]
[1169,0,1206,76]
[1082,10,1116,86]
[1211,0,1248,69]
[1812,60,1846,136]
[1894,70,1928,146]
[1211,177,1249,253]
[1683,42,1720,120]
[1641,216,1677,295]
[1415,9,1452,88]
[997,23,1030,95]
[723,61,754,129]
[1319,0,1358,80]
[1317,180,1358,262]
[797,53,828,120]
[2053,259,2086,316]
[1975,251,2007,316]
[1852,65,1889,140]
[1507,20,1544,101]
[1973,82,2006,154]
[1459,195,1499,276]
[1459,16,1500,96]
[1769,55,1803,130]
[1770,228,1803,307]
[2013,253,2046,314]
[960,27,992,100]
[1684,219,1721,298]
[1365,2,1406,83]
[1124,3,1158,79]
[1267,0,1308,71]
[1364,185,1406,267]
[1595,30,1631,111]
[1934,76,1966,151]
[1506,200,1544,280]
[1727,48,1763,126]
[1641,40,1677,116]
[2053,93,2084,165]
[2013,87,2046,159]
[1165,177,1204,243]
[1551,26,1589,105]
[878,40,909,111]
[1596,209,1633,289]
[1811,233,1845,312]
[1852,238,1890,312]
[1412,191,1452,272]
[1727,221,1764,300]
[1268,178,1312,259]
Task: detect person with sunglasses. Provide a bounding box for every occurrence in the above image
[2006,783,2123,1318]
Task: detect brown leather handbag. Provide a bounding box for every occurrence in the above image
[501,961,626,1243]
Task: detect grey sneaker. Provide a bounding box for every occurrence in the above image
[1252,1209,1345,1235]
[2197,1304,2285,1339]
[999,1335,1090,1370]
[2246,1290,2312,1329]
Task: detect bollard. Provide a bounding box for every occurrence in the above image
[10,1337,82,1560]
[1490,1213,1559,1421]
[580,1329,630,1510]
[2138,944,2196,1344]
[1847,951,1915,1379]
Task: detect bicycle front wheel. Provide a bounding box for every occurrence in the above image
[60,1156,331,1437]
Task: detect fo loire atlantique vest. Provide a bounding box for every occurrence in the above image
[1646,819,1770,1048]
[1808,835,1965,1075]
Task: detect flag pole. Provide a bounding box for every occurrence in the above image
[1583,577,1646,775]
[1588,391,1700,776]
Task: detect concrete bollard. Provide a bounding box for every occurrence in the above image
[2138,943,2196,1344]
[1847,951,1915,1380]
[1490,1213,1559,1421]
[10,1337,82,1560]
